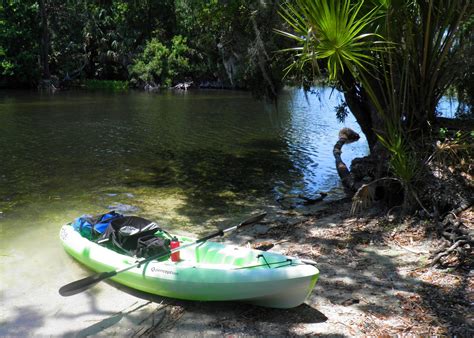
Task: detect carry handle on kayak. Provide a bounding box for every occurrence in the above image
[59,213,266,297]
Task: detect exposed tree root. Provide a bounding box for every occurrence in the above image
[333,128,472,268]
[430,203,473,268]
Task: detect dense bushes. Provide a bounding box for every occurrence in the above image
[0,1,40,87]
[0,0,285,92]
[129,35,193,88]
[84,79,128,90]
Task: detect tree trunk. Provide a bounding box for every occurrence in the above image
[339,72,379,153]
[333,128,362,193]
[39,0,50,80]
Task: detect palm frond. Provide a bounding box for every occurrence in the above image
[277,0,387,82]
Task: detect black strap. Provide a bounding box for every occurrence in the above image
[235,258,293,270]
[257,254,271,268]
[197,230,224,243]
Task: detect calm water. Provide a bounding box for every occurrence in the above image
[0,88,367,233]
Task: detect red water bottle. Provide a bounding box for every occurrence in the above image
[170,237,180,262]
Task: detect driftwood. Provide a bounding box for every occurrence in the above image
[144,82,160,92]
[173,81,193,90]
[62,59,88,85]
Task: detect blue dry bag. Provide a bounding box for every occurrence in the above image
[72,211,123,239]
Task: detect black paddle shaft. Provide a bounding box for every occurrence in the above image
[196,213,266,243]
[59,213,266,297]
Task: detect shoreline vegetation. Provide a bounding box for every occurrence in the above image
[84,79,129,91]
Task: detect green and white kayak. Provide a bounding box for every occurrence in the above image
[59,224,319,308]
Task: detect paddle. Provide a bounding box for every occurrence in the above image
[59,213,266,297]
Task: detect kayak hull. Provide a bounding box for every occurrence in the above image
[60,225,319,308]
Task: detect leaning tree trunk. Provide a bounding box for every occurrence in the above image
[340,72,380,153]
[333,128,360,193]
[333,72,395,201]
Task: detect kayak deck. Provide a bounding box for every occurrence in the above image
[60,224,319,308]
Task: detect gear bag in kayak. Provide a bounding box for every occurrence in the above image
[98,216,171,258]
[136,235,171,259]
[72,211,123,239]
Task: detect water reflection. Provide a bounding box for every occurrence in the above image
[0,88,367,227]
[276,88,368,196]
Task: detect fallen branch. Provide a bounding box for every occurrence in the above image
[173,81,193,90]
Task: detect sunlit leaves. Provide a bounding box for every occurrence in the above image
[276,0,385,81]
[129,35,194,86]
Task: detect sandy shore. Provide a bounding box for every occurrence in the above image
[157,199,472,336]
[2,199,471,336]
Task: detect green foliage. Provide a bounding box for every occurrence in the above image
[335,101,349,123]
[278,0,471,124]
[278,1,471,147]
[439,127,448,140]
[167,35,193,82]
[129,35,193,87]
[377,0,472,125]
[278,0,472,212]
[174,0,226,79]
[84,79,128,90]
[376,124,418,187]
[1,0,285,92]
[130,38,170,85]
[276,0,385,81]
[0,46,14,76]
[175,1,286,94]
[0,0,40,87]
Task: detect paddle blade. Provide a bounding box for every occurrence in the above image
[239,213,266,227]
[59,271,116,297]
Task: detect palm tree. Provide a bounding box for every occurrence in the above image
[278,0,470,146]
[276,0,388,151]
[277,0,471,210]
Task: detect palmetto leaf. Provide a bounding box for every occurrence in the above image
[277,0,386,81]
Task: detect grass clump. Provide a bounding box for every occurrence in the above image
[84,79,129,91]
